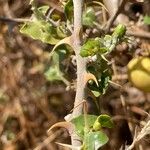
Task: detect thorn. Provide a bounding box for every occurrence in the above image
[84,72,99,86]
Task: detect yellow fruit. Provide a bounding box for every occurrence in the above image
[127,57,150,92]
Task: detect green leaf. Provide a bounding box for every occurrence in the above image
[20,3,67,45]
[80,24,126,57]
[80,38,101,57]
[96,114,114,128]
[112,24,126,39]
[71,115,98,138]
[87,58,112,97]
[144,15,150,25]
[30,0,46,20]
[83,131,108,150]
[45,49,68,82]
[20,20,61,45]
[45,66,63,81]
[38,5,49,14]
[64,0,73,21]
[83,7,96,27]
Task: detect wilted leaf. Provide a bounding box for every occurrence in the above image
[83,131,108,150]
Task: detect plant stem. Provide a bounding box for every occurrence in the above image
[71,0,87,147]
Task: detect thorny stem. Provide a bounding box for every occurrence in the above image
[71,0,87,147]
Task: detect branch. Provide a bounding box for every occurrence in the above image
[71,0,87,147]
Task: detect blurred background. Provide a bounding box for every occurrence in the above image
[0,0,150,150]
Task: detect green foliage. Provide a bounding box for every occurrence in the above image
[71,114,112,149]
[19,1,127,149]
[71,115,97,138]
[87,57,112,97]
[45,48,69,84]
[83,131,108,150]
[20,2,67,45]
[93,114,114,131]
[64,0,73,21]
[20,20,61,45]
[80,38,106,57]
[144,15,150,25]
[80,24,126,57]
[112,24,126,39]
[83,7,96,27]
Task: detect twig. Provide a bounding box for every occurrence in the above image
[104,0,126,33]
[38,0,63,12]
[127,30,150,39]
[126,120,150,150]
[34,130,63,150]
[0,17,31,23]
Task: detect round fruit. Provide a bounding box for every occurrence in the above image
[127,57,150,92]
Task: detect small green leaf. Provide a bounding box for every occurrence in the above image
[96,114,114,128]
[80,38,101,57]
[45,66,63,81]
[144,15,150,25]
[112,24,126,39]
[38,5,49,14]
[83,131,108,150]
[71,115,98,138]
[83,7,96,27]
[64,0,73,21]
[30,0,45,20]
[45,50,68,83]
